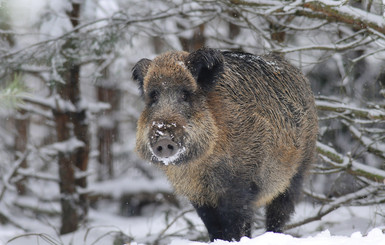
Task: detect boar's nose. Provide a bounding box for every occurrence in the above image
[151,136,179,159]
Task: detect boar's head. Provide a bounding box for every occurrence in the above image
[132,48,224,165]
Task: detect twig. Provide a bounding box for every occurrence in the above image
[0,150,30,201]
[83,225,133,244]
[344,121,385,160]
[6,233,62,245]
[154,209,195,244]
[286,184,381,230]
[0,210,28,232]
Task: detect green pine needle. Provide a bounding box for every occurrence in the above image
[0,74,28,109]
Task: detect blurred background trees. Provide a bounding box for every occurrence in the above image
[0,0,384,243]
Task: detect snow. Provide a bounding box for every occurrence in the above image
[2,167,384,245]
[90,175,172,199]
[169,229,385,245]
[1,205,384,245]
[297,0,385,29]
[177,61,187,69]
[49,137,85,154]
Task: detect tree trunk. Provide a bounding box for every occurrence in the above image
[14,109,29,195]
[55,44,90,235]
[179,24,206,52]
[228,11,241,40]
[53,1,89,235]
[96,75,121,180]
[53,108,78,234]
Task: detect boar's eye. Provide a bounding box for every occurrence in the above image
[180,90,191,103]
[148,90,159,105]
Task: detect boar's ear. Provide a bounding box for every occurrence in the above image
[185,48,224,93]
[132,58,152,95]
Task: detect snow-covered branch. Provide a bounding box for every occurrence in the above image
[345,122,385,160]
[288,184,385,230]
[227,0,385,35]
[317,141,385,183]
[47,137,85,155]
[279,36,375,53]
[316,99,385,120]
[0,150,30,200]
[299,1,385,35]
[20,94,110,115]
[16,168,59,183]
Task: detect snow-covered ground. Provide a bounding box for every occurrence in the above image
[1,208,384,245]
[172,229,385,245]
[1,175,384,245]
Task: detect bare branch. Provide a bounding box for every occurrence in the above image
[279,35,376,53]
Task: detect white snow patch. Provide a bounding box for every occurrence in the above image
[167,228,385,245]
[265,60,282,71]
[177,61,187,69]
[89,175,172,199]
[49,137,85,154]
[152,121,177,129]
[227,52,262,63]
[227,53,282,70]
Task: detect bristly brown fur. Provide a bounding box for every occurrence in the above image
[132,48,318,242]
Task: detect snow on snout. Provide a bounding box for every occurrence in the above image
[149,143,186,166]
[152,121,177,129]
[152,121,178,138]
[150,121,184,165]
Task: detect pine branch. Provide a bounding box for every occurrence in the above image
[0,74,28,109]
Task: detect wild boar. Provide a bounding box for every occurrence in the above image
[132,48,318,242]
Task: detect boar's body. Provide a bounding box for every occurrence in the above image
[133,48,318,242]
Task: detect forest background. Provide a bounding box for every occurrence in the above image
[0,0,385,244]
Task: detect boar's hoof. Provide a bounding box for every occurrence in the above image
[152,137,179,158]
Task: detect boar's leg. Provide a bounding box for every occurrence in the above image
[193,195,254,242]
[193,203,252,242]
[265,169,304,233]
[193,204,223,241]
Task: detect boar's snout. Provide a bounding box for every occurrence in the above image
[151,136,179,159]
